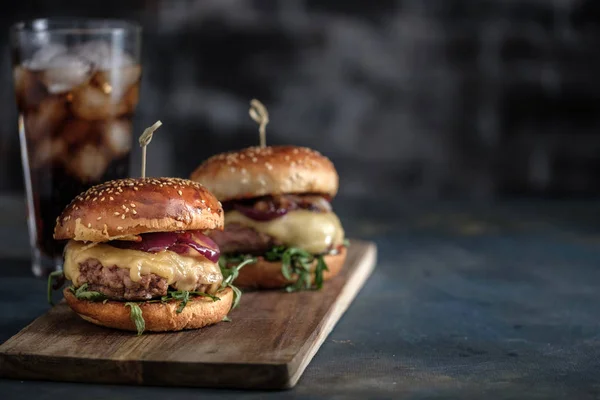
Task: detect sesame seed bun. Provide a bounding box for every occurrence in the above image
[53,177,224,242]
[232,247,346,289]
[64,287,233,333]
[189,146,339,202]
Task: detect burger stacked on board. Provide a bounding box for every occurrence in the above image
[50,177,248,335]
[190,145,348,292]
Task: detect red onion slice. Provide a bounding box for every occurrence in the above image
[233,203,290,221]
[111,230,220,263]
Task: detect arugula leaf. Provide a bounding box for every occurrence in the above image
[222,316,232,322]
[230,285,243,310]
[174,291,190,314]
[159,290,220,314]
[189,291,220,302]
[265,246,332,292]
[47,271,64,305]
[71,283,106,302]
[219,256,257,313]
[343,238,350,247]
[314,255,329,290]
[125,302,145,336]
[265,245,286,261]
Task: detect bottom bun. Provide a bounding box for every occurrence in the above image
[64,287,233,333]
[234,246,347,289]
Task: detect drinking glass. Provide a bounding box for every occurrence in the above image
[10,19,142,277]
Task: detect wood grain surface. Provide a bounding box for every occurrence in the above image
[0,240,377,390]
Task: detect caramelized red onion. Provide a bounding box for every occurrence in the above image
[111,230,220,263]
[233,203,289,221]
[225,194,332,222]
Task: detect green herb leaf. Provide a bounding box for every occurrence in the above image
[343,238,350,247]
[281,253,293,280]
[73,283,106,302]
[175,291,189,314]
[47,271,64,305]
[314,255,329,290]
[263,245,332,292]
[222,316,232,322]
[125,302,145,336]
[159,290,220,313]
[189,292,220,302]
[230,285,243,310]
[218,256,257,315]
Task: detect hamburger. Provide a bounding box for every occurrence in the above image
[49,177,243,334]
[190,145,347,291]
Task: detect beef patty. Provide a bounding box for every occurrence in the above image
[76,258,216,301]
[210,223,279,255]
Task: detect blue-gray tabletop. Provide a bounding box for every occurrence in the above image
[1,195,599,399]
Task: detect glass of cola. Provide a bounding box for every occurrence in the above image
[10,19,142,277]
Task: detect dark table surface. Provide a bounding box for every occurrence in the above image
[1,194,600,399]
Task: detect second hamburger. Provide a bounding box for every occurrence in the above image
[190,145,347,291]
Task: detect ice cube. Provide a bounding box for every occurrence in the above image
[103,119,132,158]
[75,40,134,70]
[60,119,94,146]
[66,144,109,182]
[42,54,92,94]
[25,43,67,70]
[24,96,68,143]
[93,65,141,100]
[31,137,66,169]
[70,85,128,120]
[13,66,47,109]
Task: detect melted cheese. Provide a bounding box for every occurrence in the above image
[63,240,222,291]
[225,210,345,254]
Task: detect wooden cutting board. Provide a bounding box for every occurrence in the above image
[0,239,376,390]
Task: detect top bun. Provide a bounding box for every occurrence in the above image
[54,177,224,242]
[190,146,338,202]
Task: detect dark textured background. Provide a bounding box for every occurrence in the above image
[1,0,600,199]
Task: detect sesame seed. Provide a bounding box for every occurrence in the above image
[178,190,183,196]
[85,195,90,200]
[75,206,79,210]
[63,216,70,222]
[241,168,247,174]
[133,187,139,191]
[130,203,136,208]
[101,197,105,202]
[121,214,126,220]
[201,199,206,204]
[230,167,236,172]
[87,223,91,228]
[132,210,137,215]
[285,155,290,161]
[293,149,299,154]
[114,212,120,216]
[266,162,273,170]
[110,197,114,201]
[252,157,257,163]
[92,197,97,202]
[117,226,123,231]
[97,216,102,220]
[122,205,127,210]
